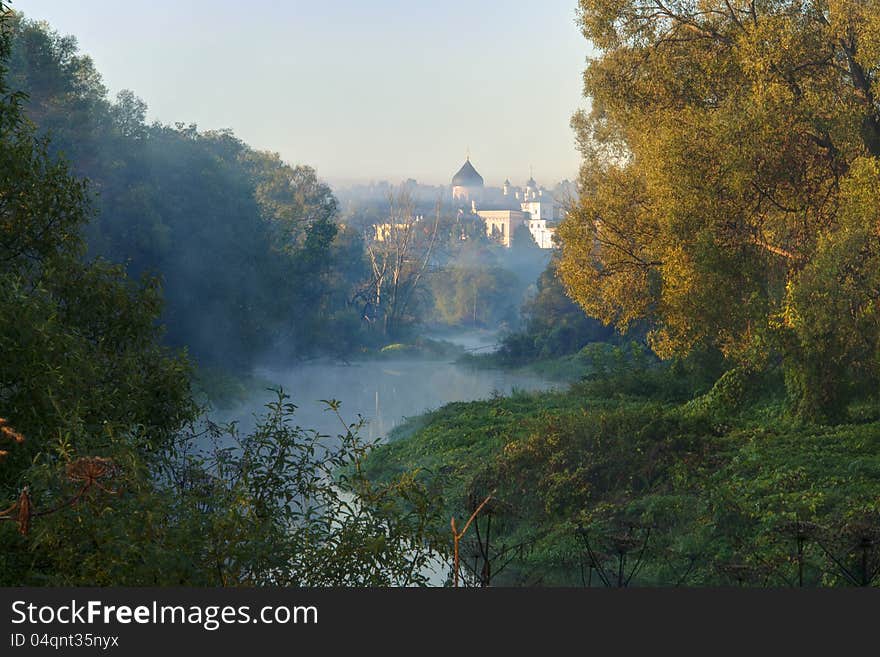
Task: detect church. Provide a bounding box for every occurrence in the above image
[451,157,484,203]
[450,156,558,249]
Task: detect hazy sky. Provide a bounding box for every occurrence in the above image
[15,0,592,186]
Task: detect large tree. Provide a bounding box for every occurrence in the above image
[365,190,441,337]
[559,0,880,419]
[6,15,371,366]
[0,1,196,580]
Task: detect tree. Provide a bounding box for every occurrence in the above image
[365,189,441,337]
[6,15,370,367]
[109,89,147,139]
[428,266,519,328]
[0,2,195,581]
[558,0,880,420]
[521,260,617,357]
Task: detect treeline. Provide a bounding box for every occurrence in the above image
[7,15,371,367]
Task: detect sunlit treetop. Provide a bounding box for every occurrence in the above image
[559,0,880,419]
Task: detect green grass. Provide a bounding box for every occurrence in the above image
[362,364,880,586]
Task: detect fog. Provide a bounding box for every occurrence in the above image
[216,331,557,441]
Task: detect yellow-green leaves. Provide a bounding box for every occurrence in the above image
[562,0,880,418]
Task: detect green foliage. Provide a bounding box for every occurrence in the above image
[151,392,445,587]
[682,365,784,420]
[777,158,880,421]
[428,265,519,328]
[493,261,617,366]
[559,0,880,420]
[374,337,463,360]
[363,344,880,586]
[0,3,192,579]
[2,393,444,586]
[0,12,194,459]
[6,15,372,367]
[0,8,442,586]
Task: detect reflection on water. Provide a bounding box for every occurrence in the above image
[221,358,555,441]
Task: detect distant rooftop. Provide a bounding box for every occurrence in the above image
[452,158,484,187]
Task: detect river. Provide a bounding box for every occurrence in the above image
[218,331,557,441]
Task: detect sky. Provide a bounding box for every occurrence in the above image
[14,0,593,187]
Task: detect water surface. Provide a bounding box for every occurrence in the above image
[225,357,555,440]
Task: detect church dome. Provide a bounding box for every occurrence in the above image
[452,159,484,187]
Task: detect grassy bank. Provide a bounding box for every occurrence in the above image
[362,359,880,586]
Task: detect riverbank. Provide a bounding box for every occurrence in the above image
[362,357,880,586]
[455,340,662,384]
[457,349,592,383]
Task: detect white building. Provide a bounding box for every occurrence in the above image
[476,209,528,248]
[451,156,559,249]
[526,217,556,249]
[508,174,559,248]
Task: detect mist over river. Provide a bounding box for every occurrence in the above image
[216,331,557,440]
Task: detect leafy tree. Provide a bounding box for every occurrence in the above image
[523,261,617,357]
[6,15,369,367]
[428,266,519,327]
[558,0,880,420]
[0,2,195,579]
[494,261,618,364]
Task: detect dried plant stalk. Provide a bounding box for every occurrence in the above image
[451,492,494,588]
